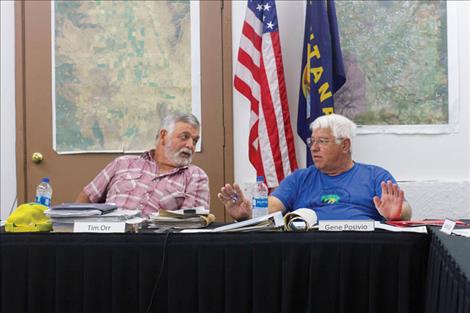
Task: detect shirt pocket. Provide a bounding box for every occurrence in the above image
[113,172,144,194]
[152,181,186,210]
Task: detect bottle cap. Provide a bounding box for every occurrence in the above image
[256,176,264,182]
[41,177,50,183]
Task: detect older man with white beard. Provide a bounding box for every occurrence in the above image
[76,113,209,217]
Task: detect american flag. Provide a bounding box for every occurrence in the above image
[234,0,298,188]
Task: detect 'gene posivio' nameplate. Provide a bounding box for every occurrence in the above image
[74,222,126,233]
[318,220,375,232]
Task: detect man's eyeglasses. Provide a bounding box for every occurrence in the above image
[306,137,342,148]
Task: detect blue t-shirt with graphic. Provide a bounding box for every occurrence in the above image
[271,162,397,221]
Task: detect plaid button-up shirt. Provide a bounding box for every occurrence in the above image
[83,150,210,217]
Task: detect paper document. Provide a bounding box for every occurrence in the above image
[148,208,215,229]
[374,222,427,233]
[212,211,284,232]
[180,229,214,233]
[151,207,210,219]
[50,209,141,223]
[101,208,140,218]
[45,209,103,217]
[161,206,209,216]
[51,203,117,213]
[451,229,470,237]
[386,219,468,227]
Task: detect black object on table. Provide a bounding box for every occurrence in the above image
[426,227,470,313]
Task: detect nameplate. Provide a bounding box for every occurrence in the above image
[73,222,126,233]
[318,220,375,232]
[440,219,456,235]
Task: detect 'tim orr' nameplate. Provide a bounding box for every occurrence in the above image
[318,220,375,232]
[74,222,126,233]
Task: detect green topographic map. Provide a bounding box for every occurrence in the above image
[335,1,448,125]
[54,1,192,152]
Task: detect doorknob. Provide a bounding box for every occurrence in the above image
[32,152,44,164]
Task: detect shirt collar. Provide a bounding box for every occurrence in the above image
[141,149,189,177]
[140,150,155,161]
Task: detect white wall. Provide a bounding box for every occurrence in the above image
[0,0,17,221]
[232,1,470,219]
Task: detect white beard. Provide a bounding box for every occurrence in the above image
[164,144,193,167]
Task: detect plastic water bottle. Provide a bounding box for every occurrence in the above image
[35,177,53,207]
[252,176,268,218]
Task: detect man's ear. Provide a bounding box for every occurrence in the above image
[342,138,351,153]
[159,129,168,144]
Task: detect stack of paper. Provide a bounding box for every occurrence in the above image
[374,222,427,233]
[212,211,285,232]
[45,203,141,232]
[147,207,215,229]
[46,203,117,217]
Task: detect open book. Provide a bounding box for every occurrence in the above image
[284,208,318,231]
[148,207,215,229]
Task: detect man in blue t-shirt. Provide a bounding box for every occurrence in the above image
[218,114,411,222]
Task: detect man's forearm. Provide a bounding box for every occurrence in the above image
[76,190,91,203]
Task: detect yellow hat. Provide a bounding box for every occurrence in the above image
[5,202,52,232]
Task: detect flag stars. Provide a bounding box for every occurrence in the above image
[256,3,263,11]
[264,3,271,11]
[266,21,274,29]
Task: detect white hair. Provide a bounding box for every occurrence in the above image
[309,114,356,152]
[155,113,200,142]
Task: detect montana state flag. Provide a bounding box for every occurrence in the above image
[297,0,346,166]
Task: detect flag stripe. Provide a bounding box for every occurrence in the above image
[258,107,278,185]
[266,32,297,177]
[260,33,290,185]
[241,24,262,53]
[270,32,298,172]
[239,35,260,68]
[237,49,261,88]
[234,76,259,115]
[242,12,262,51]
[234,76,264,178]
[258,59,284,185]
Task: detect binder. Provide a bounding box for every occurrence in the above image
[51,203,117,214]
